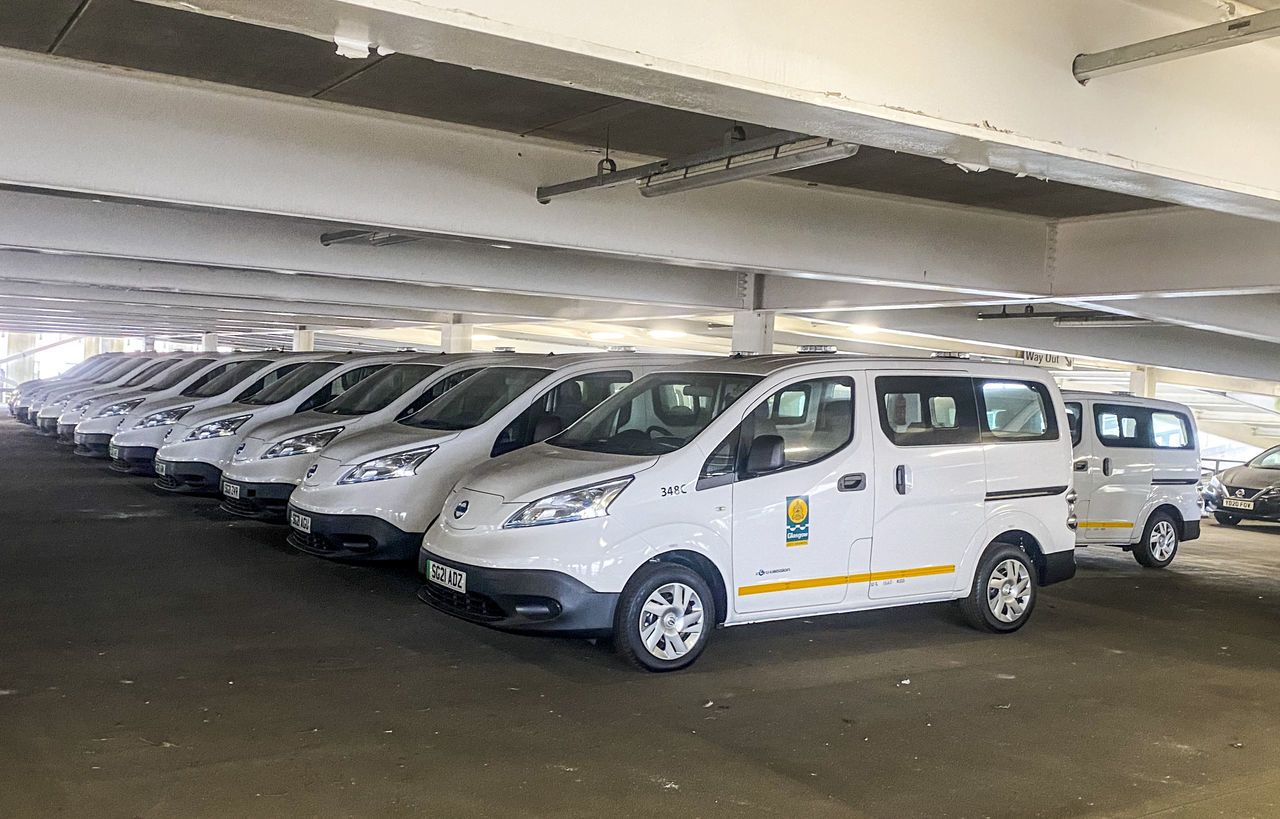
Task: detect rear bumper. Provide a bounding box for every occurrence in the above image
[1182,519,1201,542]
[154,458,222,494]
[109,444,158,474]
[416,548,618,636]
[1038,549,1076,586]
[286,503,422,561]
[220,478,294,521]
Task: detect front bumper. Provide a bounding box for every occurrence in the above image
[1204,491,1280,523]
[74,431,113,458]
[153,458,222,494]
[286,503,422,561]
[219,477,294,521]
[110,444,158,474]
[57,423,78,443]
[36,416,59,435]
[416,548,618,636]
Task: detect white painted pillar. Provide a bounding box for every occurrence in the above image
[731,310,775,354]
[143,335,156,352]
[200,332,218,351]
[292,327,315,352]
[440,323,474,353]
[1129,366,1157,398]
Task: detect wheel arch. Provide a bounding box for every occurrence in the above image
[650,549,729,625]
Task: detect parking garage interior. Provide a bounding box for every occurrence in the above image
[3,1,1280,815]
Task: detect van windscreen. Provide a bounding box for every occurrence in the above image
[400,367,550,430]
[121,358,178,387]
[552,373,760,455]
[315,364,441,416]
[240,362,339,405]
[183,360,269,398]
[147,358,215,391]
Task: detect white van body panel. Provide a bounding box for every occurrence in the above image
[423,356,1076,632]
[72,355,240,439]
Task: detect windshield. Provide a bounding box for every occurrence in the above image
[553,372,760,455]
[93,358,144,383]
[315,363,442,416]
[1248,447,1280,469]
[240,362,339,405]
[146,358,215,391]
[400,367,550,430]
[121,358,179,388]
[183,359,270,398]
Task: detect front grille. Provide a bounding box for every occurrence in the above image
[109,458,135,473]
[221,496,264,518]
[155,475,183,491]
[1225,486,1263,500]
[417,581,505,621]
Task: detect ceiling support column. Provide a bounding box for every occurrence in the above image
[292,327,316,352]
[732,310,775,355]
[200,333,219,352]
[440,322,474,354]
[1129,366,1157,398]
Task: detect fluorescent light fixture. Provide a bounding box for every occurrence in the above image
[848,324,878,335]
[648,329,687,340]
[589,331,626,341]
[639,138,859,198]
[1052,316,1153,328]
[472,334,499,341]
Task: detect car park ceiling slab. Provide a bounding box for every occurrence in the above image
[0,0,1160,218]
[138,0,1280,221]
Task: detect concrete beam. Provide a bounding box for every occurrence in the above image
[149,0,1280,221]
[0,51,1049,302]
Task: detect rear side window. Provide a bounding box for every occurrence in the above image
[1093,404,1194,450]
[875,376,979,446]
[976,380,1057,442]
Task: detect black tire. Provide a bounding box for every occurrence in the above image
[1214,511,1240,527]
[1133,511,1179,569]
[614,562,715,673]
[958,542,1038,633]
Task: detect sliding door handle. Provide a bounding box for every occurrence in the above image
[894,464,913,495]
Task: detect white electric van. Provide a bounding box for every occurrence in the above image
[220,353,511,520]
[149,352,398,494]
[59,354,221,444]
[418,355,1078,672]
[28,354,159,429]
[105,352,315,475]
[1062,392,1201,568]
[36,354,188,436]
[52,353,204,441]
[10,352,121,420]
[287,353,699,561]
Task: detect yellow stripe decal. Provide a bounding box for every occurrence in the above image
[1077,521,1134,529]
[737,564,955,597]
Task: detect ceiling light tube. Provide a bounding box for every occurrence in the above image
[639,140,859,198]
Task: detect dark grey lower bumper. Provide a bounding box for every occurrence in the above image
[416,549,619,636]
[154,459,222,494]
[220,478,294,521]
[1038,549,1076,586]
[287,504,422,561]
[110,445,158,474]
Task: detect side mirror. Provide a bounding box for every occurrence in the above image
[746,434,786,474]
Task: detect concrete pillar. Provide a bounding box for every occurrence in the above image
[200,333,219,352]
[440,323,474,353]
[1129,366,1157,398]
[143,335,156,352]
[731,310,775,354]
[291,327,315,352]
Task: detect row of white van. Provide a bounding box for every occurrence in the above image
[11,349,1204,671]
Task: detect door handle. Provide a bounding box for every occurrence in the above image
[1102,457,1113,477]
[1073,458,1089,472]
[894,464,913,495]
[838,473,866,492]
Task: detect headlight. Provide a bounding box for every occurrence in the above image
[72,399,95,413]
[185,414,253,441]
[338,446,437,484]
[1208,476,1224,492]
[134,406,193,428]
[262,427,345,460]
[94,398,145,418]
[503,477,633,529]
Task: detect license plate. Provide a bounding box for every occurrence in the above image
[155,460,168,476]
[222,481,241,499]
[289,509,312,533]
[427,560,466,594]
[1223,498,1254,510]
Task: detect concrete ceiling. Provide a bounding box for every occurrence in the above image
[0,0,1163,219]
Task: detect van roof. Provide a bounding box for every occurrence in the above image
[454,352,704,370]
[659,354,1058,380]
[1060,389,1194,414]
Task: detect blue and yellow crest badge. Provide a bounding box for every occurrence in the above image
[785,495,810,547]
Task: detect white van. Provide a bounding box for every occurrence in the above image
[55,354,211,442]
[287,353,699,561]
[220,353,512,520]
[28,354,160,430]
[1062,392,1202,568]
[106,352,317,475]
[151,352,406,494]
[418,355,1078,671]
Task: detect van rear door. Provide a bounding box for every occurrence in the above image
[868,373,986,600]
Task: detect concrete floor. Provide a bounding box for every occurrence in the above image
[3,423,1280,818]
